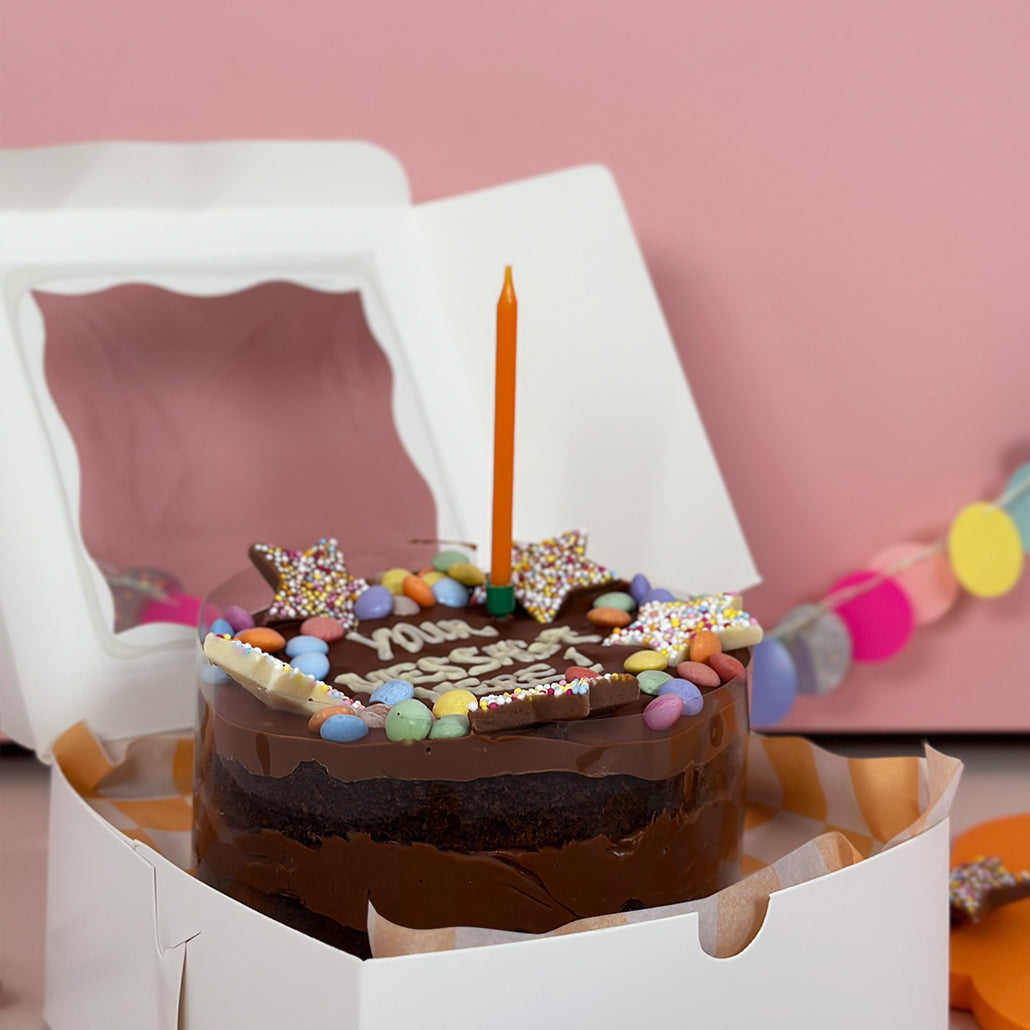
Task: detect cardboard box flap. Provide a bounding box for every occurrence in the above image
[0,141,757,756]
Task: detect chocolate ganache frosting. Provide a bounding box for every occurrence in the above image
[194,581,751,958]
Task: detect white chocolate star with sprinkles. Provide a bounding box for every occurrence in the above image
[249,537,368,629]
[511,528,615,623]
[604,593,763,662]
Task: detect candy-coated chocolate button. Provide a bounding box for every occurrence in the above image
[285,635,330,658]
[432,577,469,607]
[676,660,720,688]
[587,606,632,628]
[428,714,470,739]
[392,595,421,616]
[643,693,683,731]
[564,666,599,681]
[300,616,346,642]
[708,652,745,684]
[629,574,651,604]
[235,627,286,653]
[402,574,436,608]
[637,669,673,695]
[380,568,412,595]
[420,570,444,587]
[658,679,704,715]
[370,679,415,706]
[688,629,722,664]
[208,617,234,637]
[320,714,369,743]
[624,650,668,673]
[224,605,255,632]
[433,689,478,718]
[355,585,393,621]
[291,651,330,680]
[431,550,469,573]
[384,699,433,741]
[641,588,675,604]
[447,562,485,587]
[593,591,636,612]
[357,703,390,729]
[308,704,355,732]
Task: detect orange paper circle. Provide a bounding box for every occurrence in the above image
[950,813,1030,1030]
[869,542,960,625]
[947,503,1024,598]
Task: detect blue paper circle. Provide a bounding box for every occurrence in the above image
[1004,462,1030,553]
[777,603,852,697]
[750,638,798,727]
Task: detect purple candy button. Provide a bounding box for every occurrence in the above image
[657,678,704,716]
[355,585,393,621]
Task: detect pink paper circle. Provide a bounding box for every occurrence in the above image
[869,542,960,626]
[828,570,914,662]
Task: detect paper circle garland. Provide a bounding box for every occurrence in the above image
[947,502,1024,598]
[776,603,851,696]
[869,542,960,625]
[750,638,797,727]
[828,570,914,662]
[1004,462,1030,554]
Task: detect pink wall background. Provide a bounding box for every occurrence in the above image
[3,0,1029,732]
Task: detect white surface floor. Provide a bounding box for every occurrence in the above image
[1,737,1027,1029]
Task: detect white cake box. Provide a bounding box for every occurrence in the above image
[0,142,949,1029]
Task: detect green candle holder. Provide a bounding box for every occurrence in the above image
[485,582,515,617]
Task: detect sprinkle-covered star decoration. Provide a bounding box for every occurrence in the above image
[950,856,1030,926]
[250,537,368,628]
[511,528,615,623]
[604,593,763,662]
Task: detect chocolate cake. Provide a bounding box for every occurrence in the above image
[193,534,757,958]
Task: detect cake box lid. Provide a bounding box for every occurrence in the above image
[0,141,758,756]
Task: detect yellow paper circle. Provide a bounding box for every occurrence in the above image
[947,502,1024,598]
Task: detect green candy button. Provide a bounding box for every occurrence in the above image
[638,670,673,696]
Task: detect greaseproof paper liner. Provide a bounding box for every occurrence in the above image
[49,724,961,958]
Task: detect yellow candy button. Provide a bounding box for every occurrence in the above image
[433,689,477,719]
[420,570,445,587]
[948,502,1024,598]
[380,568,412,595]
[624,650,669,673]
[447,562,486,587]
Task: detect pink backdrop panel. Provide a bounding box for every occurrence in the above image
[3,0,1029,731]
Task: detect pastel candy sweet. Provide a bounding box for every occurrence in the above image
[708,651,745,684]
[307,704,355,732]
[428,714,470,739]
[637,669,673,695]
[235,627,286,653]
[587,606,632,628]
[433,689,478,718]
[355,585,393,621]
[208,617,234,637]
[319,713,369,743]
[300,615,346,642]
[676,660,720,688]
[624,649,669,673]
[564,666,599,680]
[629,573,651,604]
[370,679,415,707]
[357,703,390,729]
[291,651,330,680]
[432,550,469,573]
[658,679,704,715]
[392,594,421,617]
[285,635,330,658]
[643,692,684,731]
[402,574,435,608]
[432,577,469,608]
[380,568,411,595]
[689,629,722,664]
[420,570,445,587]
[641,588,675,604]
[593,591,636,612]
[385,698,433,741]
[224,605,256,632]
[447,562,485,587]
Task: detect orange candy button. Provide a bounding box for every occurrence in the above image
[688,629,722,664]
[235,627,286,653]
[307,704,355,733]
[402,575,436,608]
[587,606,632,628]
